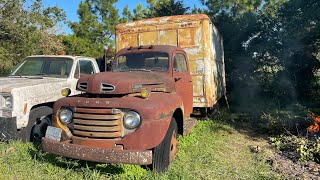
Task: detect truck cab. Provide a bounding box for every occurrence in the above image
[0,55,100,141]
[42,14,225,172]
[42,45,196,171]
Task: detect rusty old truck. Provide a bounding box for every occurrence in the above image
[0,55,100,141]
[42,14,225,171]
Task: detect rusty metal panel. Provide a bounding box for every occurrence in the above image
[72,108,124,139]
[159,30,177,46]
[74,124,122,132]
[73,113,121,120]
[75,108,114,114]
[74,119,121,126]
[42,137,153,165]
[74,130,122,138]
[178,27,200,48]
[192,76,204,96]
[114,14,226,108]
[72,136,118,149]
[117,33,138,50]
[139,31,158,46]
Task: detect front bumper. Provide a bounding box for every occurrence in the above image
[42,137,153,165]
[0,117,17,141]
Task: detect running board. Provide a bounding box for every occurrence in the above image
[183,118,197,135]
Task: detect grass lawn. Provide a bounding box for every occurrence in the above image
[0,117,280,179]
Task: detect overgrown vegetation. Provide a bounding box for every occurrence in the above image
[0,119,280,179]
[1,0,320,176]
[270,135,320,163]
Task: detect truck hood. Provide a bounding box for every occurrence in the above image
[0,77,66,93]
[78,72,175,94]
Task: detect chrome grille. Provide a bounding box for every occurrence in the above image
[72,107,123,139]
[101,83,115,92]
[78,82,88,90]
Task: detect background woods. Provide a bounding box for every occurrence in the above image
[0,0,319,106]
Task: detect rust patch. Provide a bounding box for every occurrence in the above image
[42,137,152,165]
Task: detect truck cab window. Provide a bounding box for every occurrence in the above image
[80,60,95,74]
[113,52,169,72]
[11,57,73,77]
[173,54,187,72]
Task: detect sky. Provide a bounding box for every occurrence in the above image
[40,0,205,34]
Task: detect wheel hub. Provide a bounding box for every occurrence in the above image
[169,130,178,162]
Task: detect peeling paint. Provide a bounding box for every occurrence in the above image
[116,14,226,108]
[0,56,100,130]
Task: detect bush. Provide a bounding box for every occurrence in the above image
[270,136,320,163]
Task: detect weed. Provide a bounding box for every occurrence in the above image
[0,120,278,179]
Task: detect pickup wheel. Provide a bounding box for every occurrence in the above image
[151,118,178,172]
[22,106,52,142]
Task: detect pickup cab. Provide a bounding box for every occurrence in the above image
[0,55,100,141]
[42,14,225,172]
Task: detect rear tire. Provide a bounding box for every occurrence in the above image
[151,118,178,172]
[20,106,52,142]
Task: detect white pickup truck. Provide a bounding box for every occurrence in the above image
[0,55,100,141]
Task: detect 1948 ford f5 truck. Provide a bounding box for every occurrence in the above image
[0,55,100,141]
[42,14,226,171]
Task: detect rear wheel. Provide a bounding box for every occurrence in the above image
[151,118,178,172]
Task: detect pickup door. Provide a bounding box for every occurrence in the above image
[172,53,193,117]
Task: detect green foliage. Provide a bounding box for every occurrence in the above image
[121,0,190,22]
[0,120,278,179]
[144,0,190,18]
[0,0,65,76]
[63,0,121,57]
[201,0,320,106]
[270,136,320,163]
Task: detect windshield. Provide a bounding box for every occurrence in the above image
[11,57,73,78]
[113,52,169,72]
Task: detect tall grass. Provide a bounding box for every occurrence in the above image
[0,119,279,179]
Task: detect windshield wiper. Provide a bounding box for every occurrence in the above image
[130,69,151,72]
[36,73,50,77]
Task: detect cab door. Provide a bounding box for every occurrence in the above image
[172,53,193,117]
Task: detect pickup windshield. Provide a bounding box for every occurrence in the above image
[11,57,73,78]
[113,52,169,72]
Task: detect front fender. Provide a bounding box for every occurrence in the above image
[117,93,184,150]
[52,93,184,150]
[116,116,172,151]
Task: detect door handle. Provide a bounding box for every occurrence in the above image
[174,77,181,82]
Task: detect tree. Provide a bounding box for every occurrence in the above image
[63,0,120,58]
[144,0,190,18]
[122,0,190,22]
[201,0,320,106]
[0,0,65,76]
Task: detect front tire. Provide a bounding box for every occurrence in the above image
[21,106,52,142]
[151,118,178,172]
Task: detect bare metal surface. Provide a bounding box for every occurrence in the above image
[42,137,153,165]
[116,14,226,108]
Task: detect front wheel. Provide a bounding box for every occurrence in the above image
[151,118,178,172]
[20,106,52,142]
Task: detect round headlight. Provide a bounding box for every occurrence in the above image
[5,97,12,108]
[123,111,141,129]
[59,108,73,124]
